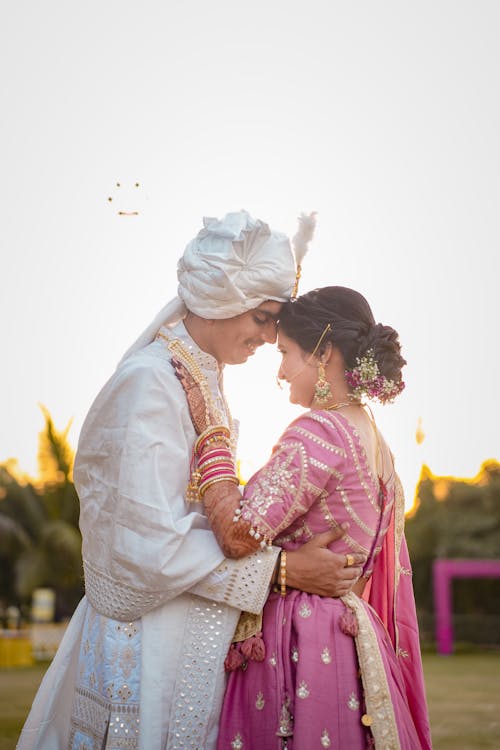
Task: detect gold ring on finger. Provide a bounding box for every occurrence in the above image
[345,553,355,568]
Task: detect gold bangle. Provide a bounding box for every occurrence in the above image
[195,425,231,455]
[199,474,239,498]
[199,435,232,453]
[279,549,287,597]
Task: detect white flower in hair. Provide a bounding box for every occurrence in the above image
[292,211,317,298]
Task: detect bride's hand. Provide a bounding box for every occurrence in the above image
[171,358,211,435]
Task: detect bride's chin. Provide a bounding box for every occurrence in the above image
[289,393,307,408]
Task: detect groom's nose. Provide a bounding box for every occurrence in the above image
[261,319,278,344]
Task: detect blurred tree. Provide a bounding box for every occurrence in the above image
[0,408,83,622]
[406,461,500,643]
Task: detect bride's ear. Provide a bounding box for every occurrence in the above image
[320,341,334,364]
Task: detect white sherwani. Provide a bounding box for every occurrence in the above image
[18,323,278,750]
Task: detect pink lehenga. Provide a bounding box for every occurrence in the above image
[217,410,431,750]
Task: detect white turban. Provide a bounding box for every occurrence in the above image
[120,210,314,362]
[177,210,296,318]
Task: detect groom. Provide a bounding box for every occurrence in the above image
[18,210,364,750]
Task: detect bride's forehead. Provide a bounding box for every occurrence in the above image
[276,329,296,346]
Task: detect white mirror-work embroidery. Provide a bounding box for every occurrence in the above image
[255,691,265,710]
[321,729,332,747]
[299,602,312,618]
[291,647,299,662]
[243,450,300,518]
[296,681,310,699]
[276,701,294,737]
[231,733,244,749]
[348,692,360,710]
[321,646,331,664]
[269,652,277,666]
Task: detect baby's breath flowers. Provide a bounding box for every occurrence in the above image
[345,349,405,404]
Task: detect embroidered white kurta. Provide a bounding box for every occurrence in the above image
[17,323,278,750]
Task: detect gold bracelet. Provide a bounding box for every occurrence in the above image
[279,549,287,597]
[199,474,239,498]
[195,425,231,455]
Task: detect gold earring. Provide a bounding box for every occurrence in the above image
[314,362,332,403]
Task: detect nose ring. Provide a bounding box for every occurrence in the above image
[276,376,283,390]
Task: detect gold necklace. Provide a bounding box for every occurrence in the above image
[156,333,235,447]
[323,400,362,411]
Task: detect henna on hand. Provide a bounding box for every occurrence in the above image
[171,358,210,435]
[203,485,260,558]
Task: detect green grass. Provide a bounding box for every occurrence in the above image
[1,653,499,749]
[423,652,500,749]
[0,662,47,750]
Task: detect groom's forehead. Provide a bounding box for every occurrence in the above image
[254,301,282,319]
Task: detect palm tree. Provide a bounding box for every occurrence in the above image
[0,408,84,622]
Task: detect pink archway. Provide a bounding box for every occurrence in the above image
[433,559,500,655]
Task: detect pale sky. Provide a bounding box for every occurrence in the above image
[1,1,499,510]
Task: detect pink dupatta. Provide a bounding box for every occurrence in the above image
[363,476,432,749]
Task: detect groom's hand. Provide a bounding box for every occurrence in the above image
[285,523,366,598]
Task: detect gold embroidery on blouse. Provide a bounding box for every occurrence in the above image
[242,441,317,540]
[332,415,380,511]
[276,520,313,545]
[308,411,335,427]
[309,456,339,475]
[243,444,303,518]
[289,425,346,457]
[338,487,377,537]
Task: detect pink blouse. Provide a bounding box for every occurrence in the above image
[240,409,394,579]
